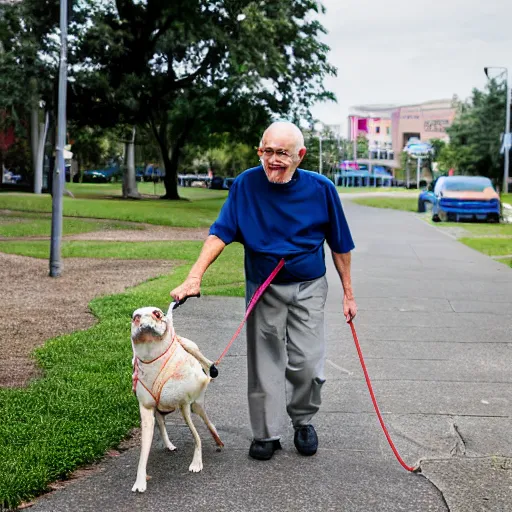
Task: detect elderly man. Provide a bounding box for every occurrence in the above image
[171,121,356,460]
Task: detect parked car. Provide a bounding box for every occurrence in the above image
[208,176,235,190]
[82,167,123,183]
[418,175,500,223]
[143,165,165,182]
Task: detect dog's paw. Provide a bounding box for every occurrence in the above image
[166,442,177,452]
[188,459,203,473]
[132,480,147,493]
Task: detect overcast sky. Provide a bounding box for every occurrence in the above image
[310,0,512,134]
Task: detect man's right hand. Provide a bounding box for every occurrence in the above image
[170,276,201,302]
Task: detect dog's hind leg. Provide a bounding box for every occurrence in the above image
[192,402,224,448]
[155,411,177,452]
[180,403,203,472]
[132,404,155,493]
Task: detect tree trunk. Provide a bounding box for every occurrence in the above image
[149,111,180,200]
[34,111,49,194]
[160,149,179,199]
[122,126,141,199]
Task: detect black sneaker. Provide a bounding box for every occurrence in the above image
[249,439,282,461]
[294,425,318,456]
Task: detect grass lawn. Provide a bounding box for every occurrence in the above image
[336,186,412,194]
[0,186,228,228]
[0,240,244,509]
[0,212,141,238]
[459,237,512,258]
[350,196,418,212]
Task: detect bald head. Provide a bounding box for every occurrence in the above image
[260,122,305,153]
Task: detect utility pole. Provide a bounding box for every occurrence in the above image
[49,0,68,277]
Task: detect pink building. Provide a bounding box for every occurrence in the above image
[349,99,457,168]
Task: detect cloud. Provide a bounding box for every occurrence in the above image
[311,0,512,129]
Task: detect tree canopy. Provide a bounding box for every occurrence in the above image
[69,0,337,198]
[438,79,507,186]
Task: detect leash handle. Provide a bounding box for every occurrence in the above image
[214,258,285,366]
[167,293,201,317]
[348,320,418,473]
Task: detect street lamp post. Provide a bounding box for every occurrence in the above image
[49,0,68,277]
[484,67,510,194]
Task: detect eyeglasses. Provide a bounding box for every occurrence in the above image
[259,148,295,160]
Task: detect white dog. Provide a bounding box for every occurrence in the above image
[130,306,223,493]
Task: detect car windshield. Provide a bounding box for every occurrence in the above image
[443,177,493,192]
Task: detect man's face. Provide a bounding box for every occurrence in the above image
[257,129,306,182]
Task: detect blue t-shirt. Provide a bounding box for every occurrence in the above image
[209,166,355,284]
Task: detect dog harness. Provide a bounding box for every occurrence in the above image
[132,331,181,412]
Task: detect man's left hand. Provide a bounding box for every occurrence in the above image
[343,296,357,323]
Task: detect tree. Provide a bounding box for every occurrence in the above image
[439,79,507,185]
[356,134,369,159]
[73,0,336,199]
[0,0,91,191]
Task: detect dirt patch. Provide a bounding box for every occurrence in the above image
[66,225,209,242]
[0,252,174,388]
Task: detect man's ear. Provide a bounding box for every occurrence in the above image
[298,147,307,162]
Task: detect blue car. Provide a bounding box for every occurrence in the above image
[82,167,123,183]
[418,176,500,223]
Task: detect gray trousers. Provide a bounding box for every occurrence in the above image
[246,275,328,441]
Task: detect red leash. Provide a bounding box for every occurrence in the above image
[212,258,418,472]
[214,258,285,366]
[348,321,418,472]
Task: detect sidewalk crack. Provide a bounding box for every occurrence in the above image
[421,473,451,511]
[450,422,467,457]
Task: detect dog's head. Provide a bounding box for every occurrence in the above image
[131,307,173,344]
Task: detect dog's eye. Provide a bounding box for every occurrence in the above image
[132,314,141,323]
[153,310,162,320]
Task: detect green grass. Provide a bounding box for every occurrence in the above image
[0,240,244,509]
[0,212,141,238]
[65,182,226,201]
[0,186,228,228]
[448,222,512,237]
[350,196,418,212]
[459,237,512,257]
[336,186,412,194]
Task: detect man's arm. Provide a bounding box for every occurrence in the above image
[170,235,226,301]
[331,250,357,323]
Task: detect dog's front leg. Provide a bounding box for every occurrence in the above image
[132,404,155,493]
[180,403,203,472]
[155,411,177,452]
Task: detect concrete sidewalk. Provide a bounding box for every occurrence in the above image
[30,201,512,512]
